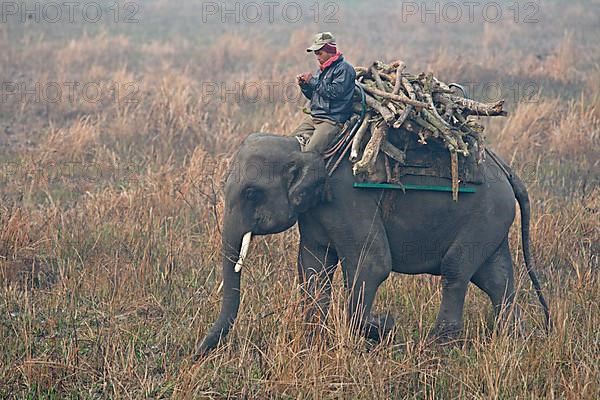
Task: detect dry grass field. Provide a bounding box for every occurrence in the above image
[0,0,598,398]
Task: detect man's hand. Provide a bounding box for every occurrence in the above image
[297,72,313,85]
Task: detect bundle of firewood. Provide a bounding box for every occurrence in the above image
[348,60,506,198]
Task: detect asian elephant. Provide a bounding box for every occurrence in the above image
[196,132,550,357]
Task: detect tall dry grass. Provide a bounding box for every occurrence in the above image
[0,0,598,398]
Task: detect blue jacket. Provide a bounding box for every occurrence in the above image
[300,55,356,124]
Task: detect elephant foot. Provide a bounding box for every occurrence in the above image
[494,318,527,338]
[192,346,208,362]
[192,351,202,362]
[427,322,463,345]
[494,306,526,338]
[364,313,395,342]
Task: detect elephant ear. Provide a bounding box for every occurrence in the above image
[286,151,330,213]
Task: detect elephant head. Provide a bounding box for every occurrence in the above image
[196,133,328,356]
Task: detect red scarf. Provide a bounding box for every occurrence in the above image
[320,51,343,71]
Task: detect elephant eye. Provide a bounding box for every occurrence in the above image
[244,186,262,202]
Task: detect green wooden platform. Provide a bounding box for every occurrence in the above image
[353,182,477,193]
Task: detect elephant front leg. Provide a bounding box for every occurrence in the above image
[297,240,339,342]
[342,259,394,342]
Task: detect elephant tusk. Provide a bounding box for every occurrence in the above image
[234,232,252,273]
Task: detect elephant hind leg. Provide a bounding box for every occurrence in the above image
[471,238,522,334]
[432,258,470,340]
[432,238,500,340]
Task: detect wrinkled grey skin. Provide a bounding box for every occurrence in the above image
[197,133,550,357]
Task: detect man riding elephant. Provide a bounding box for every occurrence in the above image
[293,32,357,154]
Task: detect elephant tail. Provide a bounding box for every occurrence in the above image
[487,150,551,332]
[510,169,552,332]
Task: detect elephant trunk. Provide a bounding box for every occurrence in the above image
[196,219,252,357]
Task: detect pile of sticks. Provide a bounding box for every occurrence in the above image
[349,60,506,199]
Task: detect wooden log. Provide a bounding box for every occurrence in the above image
[377,60,406,75]
[455,132,469,155]
[421,79,470,157]
[350,113,372,162]
[451,96,506,116]
[422,109,469,156]
[356,68,403,85]
[392,106,413,129]
[392,62,407,95]
[353,121,388,176]
[423,72,452,129]
[413,82,425,102]
[387,103,399,115]
[433,92,456,121]
[371,65,387,92]
[433,77,452,91]
[374,60,395,74]
[421,110,460,152]
[381,140,406,163]
[451,150,459,201]
[355,66,369,78]
[365,94,395,124]
[402,77,416,100]
[377,72,396,82]
[455,112,486,162]
[413,114,441,138]
[358,82,431,109]
[384,155,392,182]
[393,77,416,128]
[417,129,431,145]
[463,109,508,117]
